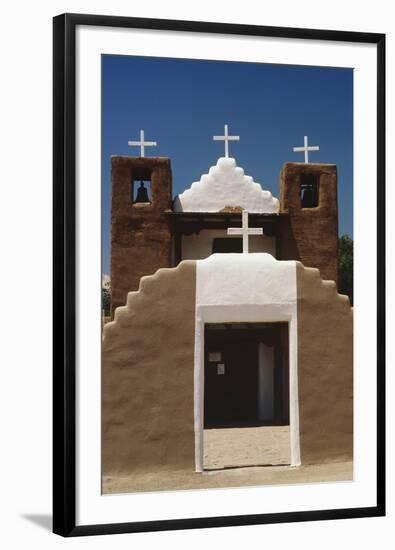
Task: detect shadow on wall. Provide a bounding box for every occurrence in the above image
[21,514,52,532]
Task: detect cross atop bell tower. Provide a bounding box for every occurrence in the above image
[128,129,157,157]
[292,135,320,164]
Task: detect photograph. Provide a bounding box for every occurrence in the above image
[0,1,389,546]
[101,54,354,494]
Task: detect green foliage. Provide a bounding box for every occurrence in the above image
[102,281,111,316]
[338,235,353,305]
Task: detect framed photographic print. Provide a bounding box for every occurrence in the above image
[53,13,385,537]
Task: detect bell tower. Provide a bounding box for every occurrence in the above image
[110,155,173,314]
[277,162,339,283]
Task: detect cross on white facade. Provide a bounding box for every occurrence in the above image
[128,129,157,157]
[227,210,263,253]
[213,124,240,158]
[292,135,320,163]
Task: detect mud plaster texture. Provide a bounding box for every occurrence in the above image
[278,163,339,283]
[296,262,353,464]
[111,156,173,315]
[102,261,196,476]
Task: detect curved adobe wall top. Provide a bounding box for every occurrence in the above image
[102,261,197,475]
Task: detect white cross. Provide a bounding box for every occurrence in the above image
[227,210,263,253]
[128,129,157,157]
[292,135,320,163]
[213,124,240,158]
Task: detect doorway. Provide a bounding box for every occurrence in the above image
[203,322,290,469]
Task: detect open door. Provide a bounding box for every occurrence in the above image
[203,323,290,469]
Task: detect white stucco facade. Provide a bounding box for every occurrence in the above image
[194,253,300,472]
[174,157,280,213]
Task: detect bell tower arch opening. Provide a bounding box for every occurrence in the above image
[300,174,320,208]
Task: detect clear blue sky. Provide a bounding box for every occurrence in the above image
[102,55,353,275]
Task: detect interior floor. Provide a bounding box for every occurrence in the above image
[203,426,291,470]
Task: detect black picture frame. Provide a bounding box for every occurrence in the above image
[53,12,386,537]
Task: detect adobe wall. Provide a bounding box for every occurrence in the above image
[111,156,173,315]
[103,253,353,476]
[102,261,196,475]
[278,163,339,283]
[296,262,353,464]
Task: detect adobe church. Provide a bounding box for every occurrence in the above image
[102,126,352,484]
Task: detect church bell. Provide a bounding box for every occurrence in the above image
[135,181,150,203]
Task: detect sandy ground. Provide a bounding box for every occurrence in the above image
[103,461,353,494]
[103,426,352,494]
[204,426,291,469]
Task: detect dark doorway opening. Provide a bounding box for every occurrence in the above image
[204,323,289,429]
[300,174,319,208]
[212,238,242,254]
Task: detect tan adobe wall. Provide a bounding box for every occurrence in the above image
[102,260,196,475]
[296,262,353,464]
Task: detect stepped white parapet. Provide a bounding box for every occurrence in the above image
[174,157,280,214]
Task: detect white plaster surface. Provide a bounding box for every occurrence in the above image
[181,229,275,260]
[174,157,280,213]
[196,253,296,306]
[193,253,300,472]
